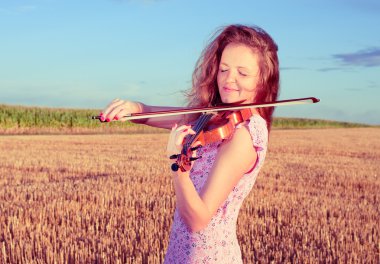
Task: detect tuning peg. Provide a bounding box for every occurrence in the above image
[171,163,179,171]
[189,156,202,161]
[190,145,203,151]
[169,154,180,160]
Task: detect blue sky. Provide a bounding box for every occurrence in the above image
[1,0,379,125]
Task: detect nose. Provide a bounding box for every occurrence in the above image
[225,69,237,83]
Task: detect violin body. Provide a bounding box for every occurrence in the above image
[201,108,254,145]
[172,108,256,172]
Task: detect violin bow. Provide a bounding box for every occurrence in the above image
[92,97,319,121]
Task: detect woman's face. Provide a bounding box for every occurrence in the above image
[217,43,260,104]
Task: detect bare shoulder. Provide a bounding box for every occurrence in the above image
[218,124,256,165]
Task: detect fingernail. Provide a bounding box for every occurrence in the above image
[100,116,105,121]
[184,129,188,132]
[100,112,104,116]
[114,116,118,120]
[106,118,110,122]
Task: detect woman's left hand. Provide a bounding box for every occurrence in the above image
[167,124,201,171]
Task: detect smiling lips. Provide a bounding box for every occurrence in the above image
[223,87,238,92]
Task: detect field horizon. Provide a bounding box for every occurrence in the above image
[1,103,377,136]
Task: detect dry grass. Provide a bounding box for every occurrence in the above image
[0,128,379,263]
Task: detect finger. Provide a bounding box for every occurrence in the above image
[167,124,196,156]
[100,98,120,114]
[184,128,196,134]
[171,127,195,150]
[100,99,122,121]
[174,129,196,146]
[175,124,192,132]
[167,125,180,157]
[112,106,128,121]
[167,123,178,151]
[104,100,127,122]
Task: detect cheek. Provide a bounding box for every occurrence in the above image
[217,73,223,89]
[241,77,259,92]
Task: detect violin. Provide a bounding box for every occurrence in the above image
[168,107,257,172]
[92,97,320,172]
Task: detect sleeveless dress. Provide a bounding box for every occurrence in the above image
[164,114,268,264]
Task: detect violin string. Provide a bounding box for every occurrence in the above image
[185,114,213,152]
[185,114,205,151]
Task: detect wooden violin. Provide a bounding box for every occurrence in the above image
[92,97,320,172]
[168,107,258,172]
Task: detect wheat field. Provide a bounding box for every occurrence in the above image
[0,128,379,263]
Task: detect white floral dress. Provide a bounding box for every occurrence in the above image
[164,114,268,264]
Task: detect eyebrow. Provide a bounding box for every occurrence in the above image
[220,63,251,71]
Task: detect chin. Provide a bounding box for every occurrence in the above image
[222,97,245,104]
[221,97,235,103]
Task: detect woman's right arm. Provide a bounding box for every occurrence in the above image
[100,99,198,130]
[132,102,190,129]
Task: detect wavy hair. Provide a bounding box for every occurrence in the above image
[184,24,279,132]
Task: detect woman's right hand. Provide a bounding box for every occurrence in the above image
[99,98,143,122]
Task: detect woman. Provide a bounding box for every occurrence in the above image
[100,24,279,263]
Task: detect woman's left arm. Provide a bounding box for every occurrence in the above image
[169,125,257,232]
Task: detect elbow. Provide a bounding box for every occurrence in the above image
[189,222,209,233]
[179,211,212,233]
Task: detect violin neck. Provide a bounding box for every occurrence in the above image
[183,113,214,153]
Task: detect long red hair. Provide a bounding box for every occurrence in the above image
[184,24,279,132]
